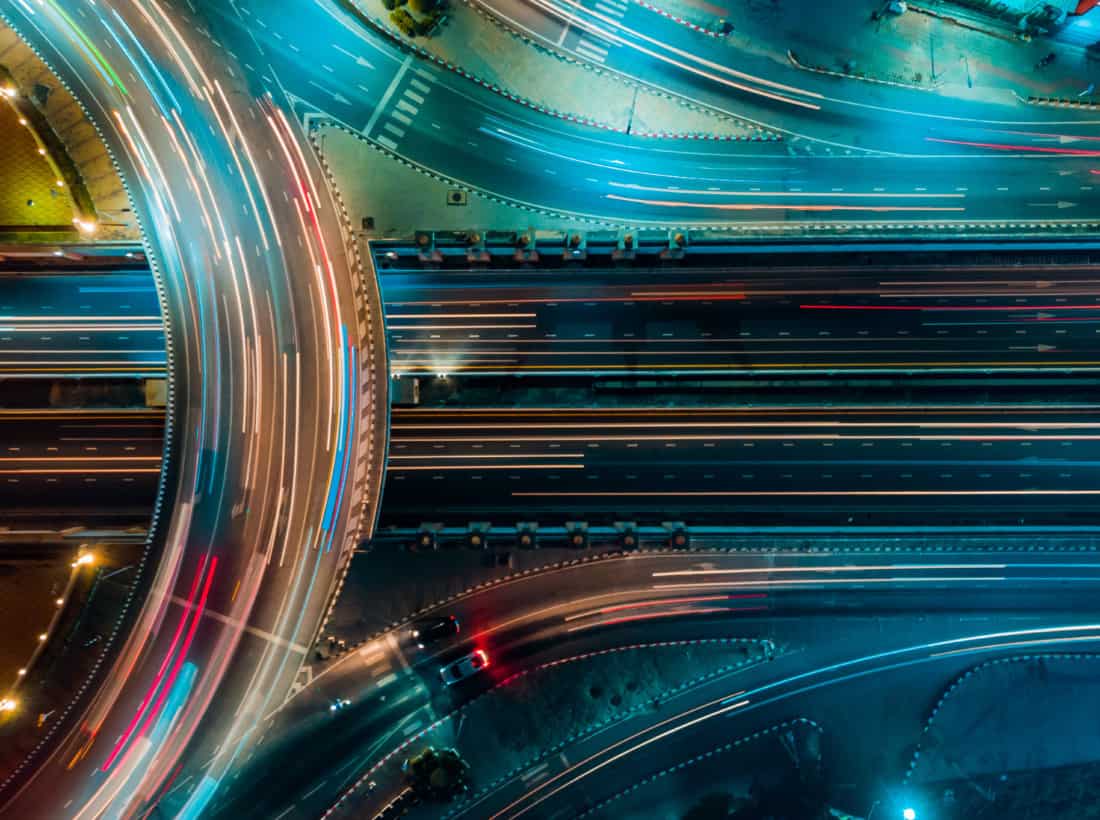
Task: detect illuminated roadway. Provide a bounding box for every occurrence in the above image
[1,0,1098,815]
[378,257,1100,376]
[214,0,1100,231]
[383,404,1100,528]
[0,2,387,818]
[185,548,1100,819]
[0,269,165,378]
[22,252,1100,378]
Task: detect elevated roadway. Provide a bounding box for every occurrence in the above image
[0,3,387,818]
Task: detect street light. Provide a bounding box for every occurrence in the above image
[903,808,916,820]
[72,552,95,568]
[0,698,16,712]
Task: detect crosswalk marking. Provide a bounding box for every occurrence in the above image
[377,135,399,150]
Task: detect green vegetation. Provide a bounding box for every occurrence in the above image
[389,8,417,36]
[402,747,470,802]
[372,0,445,37]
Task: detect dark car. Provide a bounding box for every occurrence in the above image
[411,615,460,649]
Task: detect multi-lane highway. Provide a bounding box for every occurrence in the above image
[0,410,163,521]
[384,404,1100,527]
[0,270,164,378]
[380,256,1100,375]
[2,0,1099,815]
[0,2,387,818]
[26,252,1100,379]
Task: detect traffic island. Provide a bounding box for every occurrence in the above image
[903,653,1100,818]
[327,638,772,818]
[578,718,827,819]
[313,122,614,237]
[425,639,771,818]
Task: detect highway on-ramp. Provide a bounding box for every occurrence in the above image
[193,547,1100,819]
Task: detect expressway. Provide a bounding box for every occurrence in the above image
[18,251,1100,379]
[205,0,1100,230]
[0,3,387,820]
[380,257,1100,376]
[189,547,1100,819]
[1,0,1098,816]
[0,270,165,378]
[383,404,1100,527]
[0,410,163,522]
[20,399,1100,531]
[17,400,1100,529]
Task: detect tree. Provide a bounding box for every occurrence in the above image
[402,747,470,802]
[389,8,417,36]
[408,0,439,14]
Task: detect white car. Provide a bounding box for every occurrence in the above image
[439,649,490,686]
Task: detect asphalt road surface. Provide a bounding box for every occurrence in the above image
[0,3,387,818]
[380,257,1100,375]
[210,0,1100,230]
[193,548,1100,820]
[0,269,164,378]
[384,404,1100,527]
[23,253,1100,379]
[0,409,163,520]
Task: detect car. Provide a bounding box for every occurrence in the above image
[411,615,460,649]
[329,697,351,712]
[439,649,490,686]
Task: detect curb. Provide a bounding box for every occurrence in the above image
[575,717,822,818]
[341,0,770,142]
[311,537,1100,671]
[0,10,178,801]
[324,638,772,817]
[628,0,728,38]
[460,0,780,140]
[1015,90,1100,110]
[902,651,1100,785]
[636,129,780,141]
[787,49,941,92]
[303,121,388,649]
[313,118,1100,234]
[907,2,1024,42]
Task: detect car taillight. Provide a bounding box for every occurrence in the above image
[475,649,490,667]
